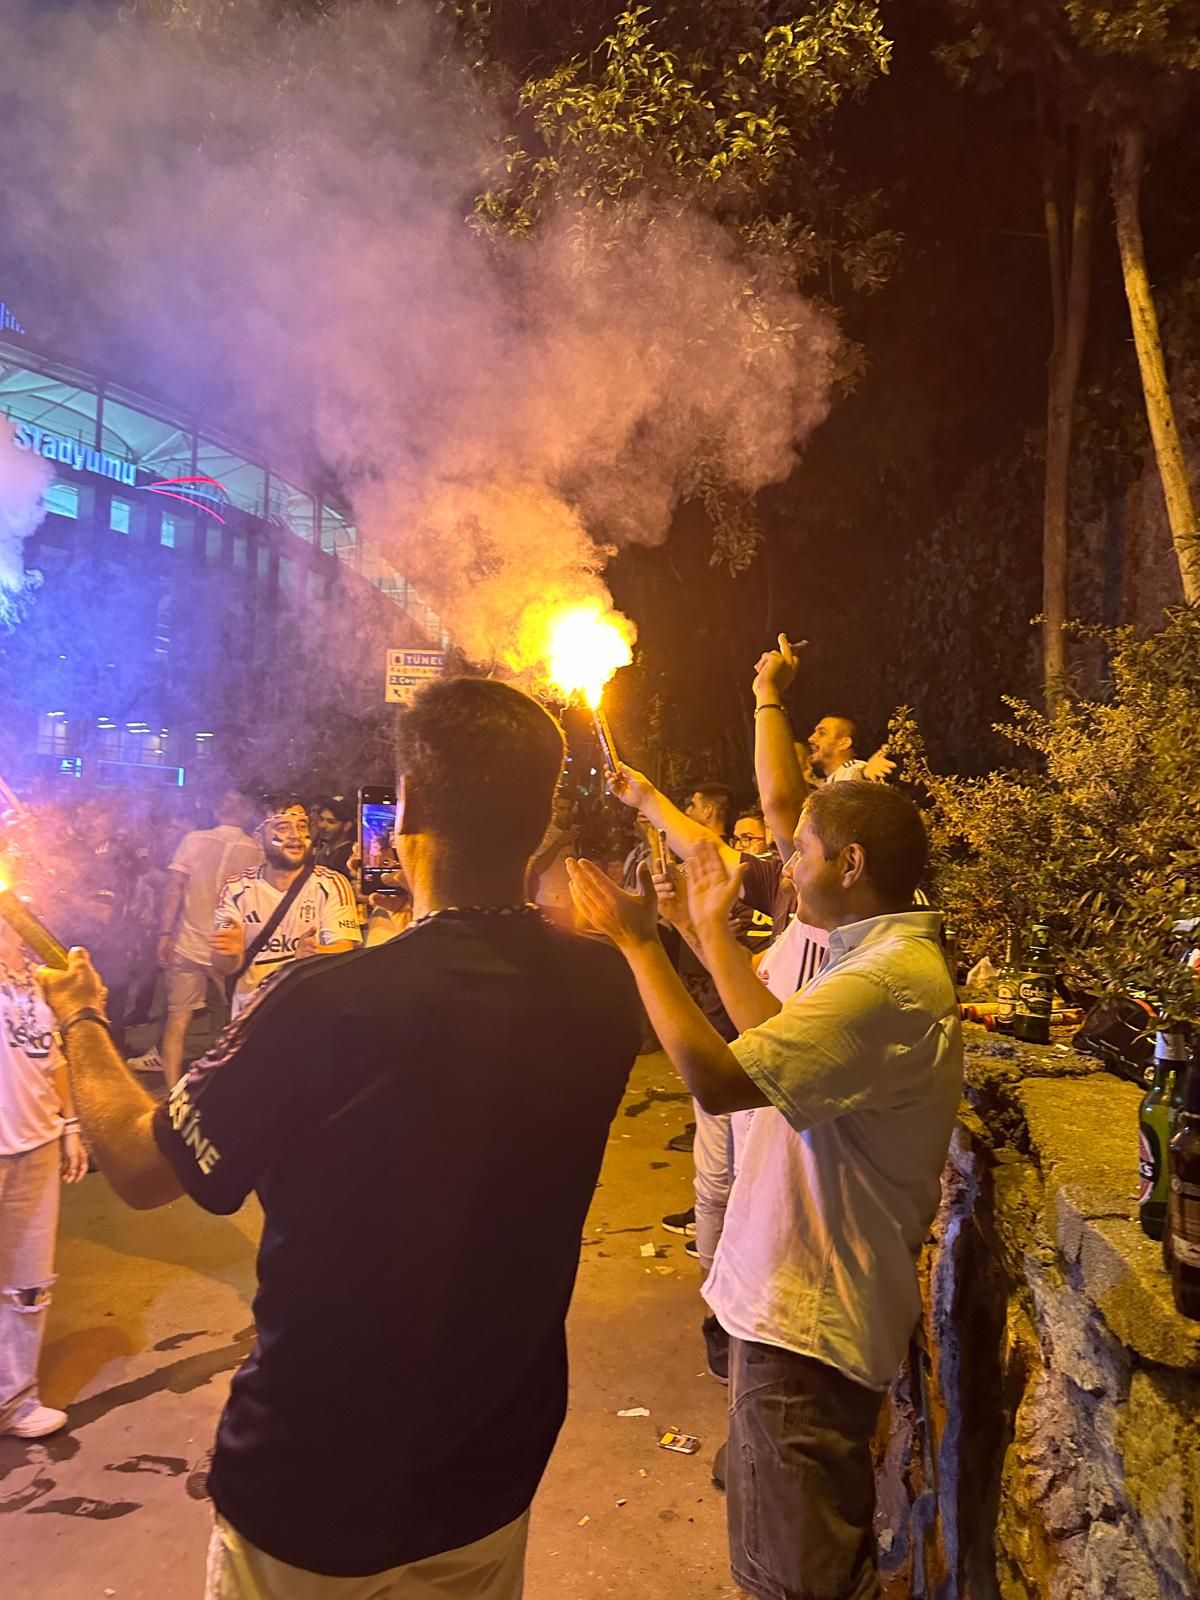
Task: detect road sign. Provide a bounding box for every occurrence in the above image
[385,648,446,705]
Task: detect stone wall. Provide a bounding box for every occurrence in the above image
[875,1030,1200,1600]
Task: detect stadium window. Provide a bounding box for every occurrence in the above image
[36,713,69,756]
[257,546,273,584]
[110,497,132,534]
[161,512,193,553]
[160,514,176,549]
[233,536,247,570]
[44,482,80,519]
[205,524,223,565]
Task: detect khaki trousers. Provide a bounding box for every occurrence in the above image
[204,1510,530,1600]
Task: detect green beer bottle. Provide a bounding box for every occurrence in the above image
[1139,1029,1185,1240]
[1012,921,1054,1045]
[995,926,1020,1019]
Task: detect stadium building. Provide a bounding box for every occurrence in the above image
[0,298,445,793]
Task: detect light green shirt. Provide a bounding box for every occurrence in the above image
[705,910,963,1389]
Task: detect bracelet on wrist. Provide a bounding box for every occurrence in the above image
[754,703,786,715]
[56,1006,113,1044]
[61,1116,80,1128]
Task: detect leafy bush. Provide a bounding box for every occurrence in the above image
[890,606,1200,1026]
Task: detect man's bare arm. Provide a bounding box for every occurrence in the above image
[38,951,183,1210]
[753,635,811,858]
[608,766,740,869]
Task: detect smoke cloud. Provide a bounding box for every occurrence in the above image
[0,0,837,681]
[0,418,49,627]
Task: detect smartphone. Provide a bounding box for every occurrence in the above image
[649,828,669,877]
[358,786,403,896]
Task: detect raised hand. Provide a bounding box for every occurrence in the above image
[752,633,807,700]
[684,837,747,934]
[566,857,659,949]
[863,745,896,782]
[36,946,108,1022]
[606,763,655,812]
[651,862,693,934]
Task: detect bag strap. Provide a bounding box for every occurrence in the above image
[232,861,316,987]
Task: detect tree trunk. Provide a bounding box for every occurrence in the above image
[1041,123,1098,706]
[1111,120,1200,605]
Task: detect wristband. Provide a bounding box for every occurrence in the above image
[754,703,786,715]
[56,1006,113,1044]
[62,1117,80,1130]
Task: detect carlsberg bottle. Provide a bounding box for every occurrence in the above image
[1139,1030,1186,1240]
[1011,922,1054,1045]
[995,927,1020,1018]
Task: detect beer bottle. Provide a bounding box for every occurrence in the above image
[995,927,1020,1018]
[1012,921,1054,1045]
[1138,1029,1186,1240]
[1166,1040,1200,1320]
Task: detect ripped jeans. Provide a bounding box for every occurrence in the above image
[0,1140,60,1429]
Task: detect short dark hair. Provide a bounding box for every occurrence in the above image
[262,793,307,820]
[692,782,735,834]
[827,715,859,750]
[804,782,927,907]
[395,677,565,865]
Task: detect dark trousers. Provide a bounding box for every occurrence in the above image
[727,1338,885,1600]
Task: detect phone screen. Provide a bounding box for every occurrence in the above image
[359,789,402,895]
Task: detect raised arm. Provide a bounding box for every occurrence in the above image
[608,764,740,870]
[753,634,811,859]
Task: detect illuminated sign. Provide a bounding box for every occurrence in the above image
[385,648,445,705]
[11,422,229,519]
[0,301,26,335]
[14,421,137,486]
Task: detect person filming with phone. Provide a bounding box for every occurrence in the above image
[36,677,641,1600]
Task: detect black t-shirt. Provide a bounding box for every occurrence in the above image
[152,910,640,1577]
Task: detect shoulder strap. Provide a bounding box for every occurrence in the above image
[233,861,316,985]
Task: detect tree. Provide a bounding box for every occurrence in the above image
[471,1,898,569]
[939,0,1200,681]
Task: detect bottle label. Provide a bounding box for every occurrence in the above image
[1017,976,1053,1014]
[1137,1128,1161,1207]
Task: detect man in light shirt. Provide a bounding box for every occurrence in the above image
[568,780,963,1600]
[156,787,263,1086]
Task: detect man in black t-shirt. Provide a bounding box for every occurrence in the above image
[38,678,640,1599]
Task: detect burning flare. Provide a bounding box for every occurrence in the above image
[545,602,633,708]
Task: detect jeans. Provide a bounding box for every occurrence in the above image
[0,1140,61,1429]
[205,1509,531,1599]
[727,1339,884,1600]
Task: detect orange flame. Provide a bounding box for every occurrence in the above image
[545,602,633,707]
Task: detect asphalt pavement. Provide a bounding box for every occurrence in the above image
[0,1050,739,1600]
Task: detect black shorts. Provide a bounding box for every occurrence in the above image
[727,1338,885,1600]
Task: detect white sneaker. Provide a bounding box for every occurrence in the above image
[2,1404,68,1439]
[127,1047,163,1075]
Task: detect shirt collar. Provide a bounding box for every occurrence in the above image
[827,909,944,964]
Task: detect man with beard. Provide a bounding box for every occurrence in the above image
[212,797,361,1018]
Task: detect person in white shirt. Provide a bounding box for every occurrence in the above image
[211,798,361,1017]
[0,917,88,1440]
[567,780,963,1600]
[156,787,263,1086]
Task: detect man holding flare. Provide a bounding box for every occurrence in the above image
[567,777,963,1600]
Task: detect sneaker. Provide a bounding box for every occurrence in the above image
[127,1047,163,1076]
[2,1404,67,1439]
[661,1207,696,1237]
[684,1238,699,1260]
[666,1123,696,1154]
[702,1314,729,1383]
[711,1440,727,1492]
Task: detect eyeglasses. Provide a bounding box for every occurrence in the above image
[733,832,765,846]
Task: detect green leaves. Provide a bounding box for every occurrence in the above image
[894,607,1200,1025]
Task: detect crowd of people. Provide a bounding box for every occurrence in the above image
[0,634,964,1600]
